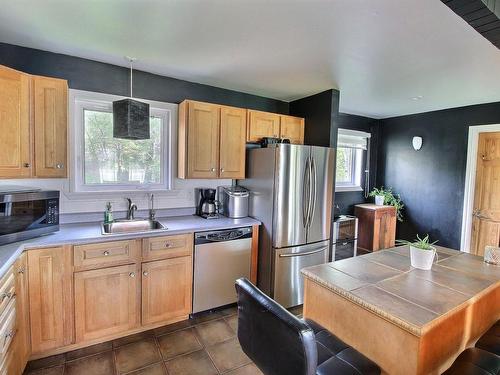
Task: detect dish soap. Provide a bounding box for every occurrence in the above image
[104,202,113,224]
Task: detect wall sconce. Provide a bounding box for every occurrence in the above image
[412,136,423,151]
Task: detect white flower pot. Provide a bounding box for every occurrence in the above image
[374,195,385,206]
[410,245,436,270]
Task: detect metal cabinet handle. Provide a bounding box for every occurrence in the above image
[17,267,25,274]
[220,168,225,172]
[103,251,110,256]
[278,247,327,258]
[129,272,135,278]
[211,168,216,172]
[23,163,30,168]
[164,243,171,248]
[56,163,64,169]
[143,271,148,276]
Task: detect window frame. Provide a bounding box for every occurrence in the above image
[335,129,370,192]
[335,147,363,192]
[70,90,176,193]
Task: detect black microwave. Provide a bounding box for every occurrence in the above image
[0,188,60,245]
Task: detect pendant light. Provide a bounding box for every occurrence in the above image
[113,57,150,140]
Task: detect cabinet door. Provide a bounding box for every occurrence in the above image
[32,76,68,178]
[0,65,31,178]
[280,115,305,144]
[14,253,30,373]
[247,110,280,142]
[142,256,192,326]
[28,247,73,354]
[74,264,140,343]
[219,107,247,179]
[186,101,220,178]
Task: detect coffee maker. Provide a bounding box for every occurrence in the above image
[196,188,220,219]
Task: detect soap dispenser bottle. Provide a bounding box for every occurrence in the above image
[104,202,113,224]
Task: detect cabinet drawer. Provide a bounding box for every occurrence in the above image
[74,240,140,270]
[142,234,193,261]
[0,300,16,360]
[0,270,15,318]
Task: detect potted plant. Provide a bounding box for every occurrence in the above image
[368,187,404,222]
[397,234,438,270]
[370,187,386,206]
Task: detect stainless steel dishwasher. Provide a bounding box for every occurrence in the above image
[193,226,252,313]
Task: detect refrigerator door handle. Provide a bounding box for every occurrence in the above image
[308,157,317,228]
[278,246,327,258]
[302,156,310,228]
[305,156,313,228]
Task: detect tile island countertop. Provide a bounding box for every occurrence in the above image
[301,245,500,374]
[302,245,499,336]
[0,215,260,278]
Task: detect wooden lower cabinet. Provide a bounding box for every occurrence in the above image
[142,256,193,326]
[28,246,73,354]
[74,264,140,343]
[13,253,29,374]
[355,204,396,252]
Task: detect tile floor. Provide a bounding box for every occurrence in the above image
[23,305,303,375]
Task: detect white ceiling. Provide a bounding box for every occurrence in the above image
[0,0,499,118]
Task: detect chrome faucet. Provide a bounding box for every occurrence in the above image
[149,194,156,220]
[126,198,137,220]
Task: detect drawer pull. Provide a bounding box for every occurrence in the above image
[4,329,16,346]
[129,272,135,278]
[143,271,148,276]
[0,292,13,302]
[17,267,25,274]
[165,243,171,248]
[103,251,110,256]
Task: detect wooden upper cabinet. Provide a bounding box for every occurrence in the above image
[0,65,31,178]
[179,101,220,179]
[220,106,247,179]
[280,115,305,144]
[32,76,68,178]
[28,246,73,354]
[74,264,140,343]
[142,256,193,326]
[247,110,280,142]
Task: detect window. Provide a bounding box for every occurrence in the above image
[71,90,176,192]
[335,129,371,192]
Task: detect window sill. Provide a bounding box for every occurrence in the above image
[335,186,363,192]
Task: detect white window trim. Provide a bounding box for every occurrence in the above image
[69,89,177,193]
[335,147,363,192]
[335,129,369,192]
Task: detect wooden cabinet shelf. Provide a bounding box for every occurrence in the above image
[0,65,68,179]
[355,204,396,252]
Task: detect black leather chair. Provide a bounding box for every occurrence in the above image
[443,348,500,375]
[235,278,380,375]
[476,320,500,356]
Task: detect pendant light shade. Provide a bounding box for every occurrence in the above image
[113,99,150,139]
[113,57,150,140]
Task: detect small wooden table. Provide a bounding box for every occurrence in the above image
[302,246,500,375]
[354,204,396,252]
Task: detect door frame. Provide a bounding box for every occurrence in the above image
[460,123,500,252]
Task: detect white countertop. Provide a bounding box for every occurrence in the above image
[0,215,260,278]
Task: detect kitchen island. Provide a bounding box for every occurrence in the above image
[302,246,500,375]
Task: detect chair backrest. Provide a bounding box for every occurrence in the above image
[235,278,317,375]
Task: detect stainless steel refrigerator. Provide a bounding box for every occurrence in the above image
[242,144,334,307]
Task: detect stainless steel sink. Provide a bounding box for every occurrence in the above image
[102,219,165,235]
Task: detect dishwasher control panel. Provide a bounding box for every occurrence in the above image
[195,226,252,244]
